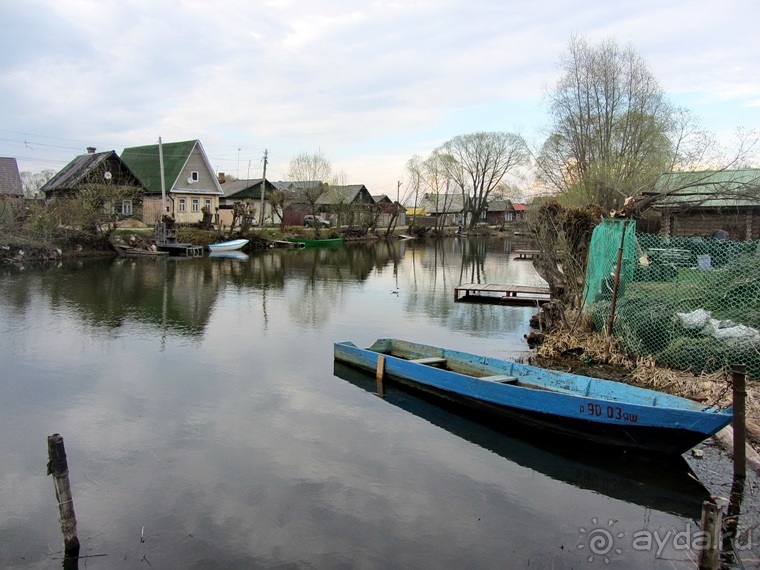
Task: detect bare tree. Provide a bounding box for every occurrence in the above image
[20,170,56,198]
[287,150,332,215]
[537,36,675,210]
[405,155,425,229]
[439,132,529,230]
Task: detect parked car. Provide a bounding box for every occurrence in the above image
[304,215,331,228]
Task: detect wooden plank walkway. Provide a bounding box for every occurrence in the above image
[513,249,540,259]
[454,283,551,305]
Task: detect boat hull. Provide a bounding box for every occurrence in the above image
[208,239,249,252]
[333,339,733,455]
[286,237,344,248]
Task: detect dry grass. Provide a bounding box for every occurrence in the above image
[535,317,760,438]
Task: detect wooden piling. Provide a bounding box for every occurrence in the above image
[722,476,746,563]
[376,355,385,399]
[698,500,722,570]
[47,434,80,557]
[731,364,747,479]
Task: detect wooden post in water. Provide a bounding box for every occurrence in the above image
[732,364,747,479]
[698,500,722,570]
[47,434,80,558]
[376,355,386,399]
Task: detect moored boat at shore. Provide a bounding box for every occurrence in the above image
[333,338,733,455]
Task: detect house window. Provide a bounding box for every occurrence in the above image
[192,198,200,212]
[190,171,199,182]
[204,199,211,211]
[121,199,133,216]
[179,198,186,212]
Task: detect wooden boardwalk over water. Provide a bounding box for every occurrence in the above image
[454,283,551,305]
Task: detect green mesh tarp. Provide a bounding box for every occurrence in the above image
[584,226,760,377]
[582,219,637,311]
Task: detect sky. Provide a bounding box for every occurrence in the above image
[1,0,758,199]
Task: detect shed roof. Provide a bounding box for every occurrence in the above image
[316,185,372,205]
[219,178,274,198]
[422,193,466,213]
[653,169,760,209]
[41,150,140,196]
[0,157,23,196]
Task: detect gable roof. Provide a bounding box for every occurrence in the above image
[371,194,393,204]
[272,180,324,192]
[121,139,222,196]
[316,184,373,206]
[0,157,23,196]
[487,199,514,212]
[41,150,141,197]
[422,193,466,213]
[220,178,277,199]
[653,169,760,209]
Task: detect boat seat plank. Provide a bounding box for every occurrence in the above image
[410,357,447,366]
[480,375,518,384]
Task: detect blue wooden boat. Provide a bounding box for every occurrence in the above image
[208,238,249,252]
[333,339,733,454]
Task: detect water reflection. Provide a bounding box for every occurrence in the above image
[333,361,710,519]
[2,237,717,569]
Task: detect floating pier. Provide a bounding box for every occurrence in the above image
[454,283,551,305]
[513,249,540,259]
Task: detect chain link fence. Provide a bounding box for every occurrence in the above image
[583,219,760,378]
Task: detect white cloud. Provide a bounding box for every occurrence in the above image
[1,0,758,188]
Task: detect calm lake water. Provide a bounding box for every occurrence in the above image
[0,238,736,568]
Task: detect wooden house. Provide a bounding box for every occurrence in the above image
[316,184,374,227]
[371,194,405,227]
[652,169,760,239]
[121,139,223,225]
[0,157,23,197]
[272,181,327,226]
[40,148,143,218]
[421,193,467,226]
[217,175,278,227]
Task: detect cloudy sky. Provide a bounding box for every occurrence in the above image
[1,0,758,196]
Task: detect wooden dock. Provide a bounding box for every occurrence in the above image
[154,222,204,257]
[454,283,551,305]
[513,249,540,259]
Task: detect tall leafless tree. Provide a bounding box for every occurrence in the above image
[439,132,529,230]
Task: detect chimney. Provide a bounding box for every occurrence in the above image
[218,172,226,184]
[86,146,96,154]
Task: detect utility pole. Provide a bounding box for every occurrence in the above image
[158,137,166,215]
[260,149,267,228]
[397,180,401,204]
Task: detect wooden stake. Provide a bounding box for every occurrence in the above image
[376,355,385,399]
[732,364,747,479]
[47,434,80,558]
[604,220,629,363]
[698,500,722,570]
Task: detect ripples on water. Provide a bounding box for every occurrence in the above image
[0,239,733,569]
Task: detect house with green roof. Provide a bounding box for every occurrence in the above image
[652,169,760,239]
[121,139,223,225]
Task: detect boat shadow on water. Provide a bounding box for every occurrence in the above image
[333,361,711,519]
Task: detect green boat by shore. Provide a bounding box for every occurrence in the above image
[286,237,344,248]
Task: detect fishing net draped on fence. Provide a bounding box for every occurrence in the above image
[583,219,760,378]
